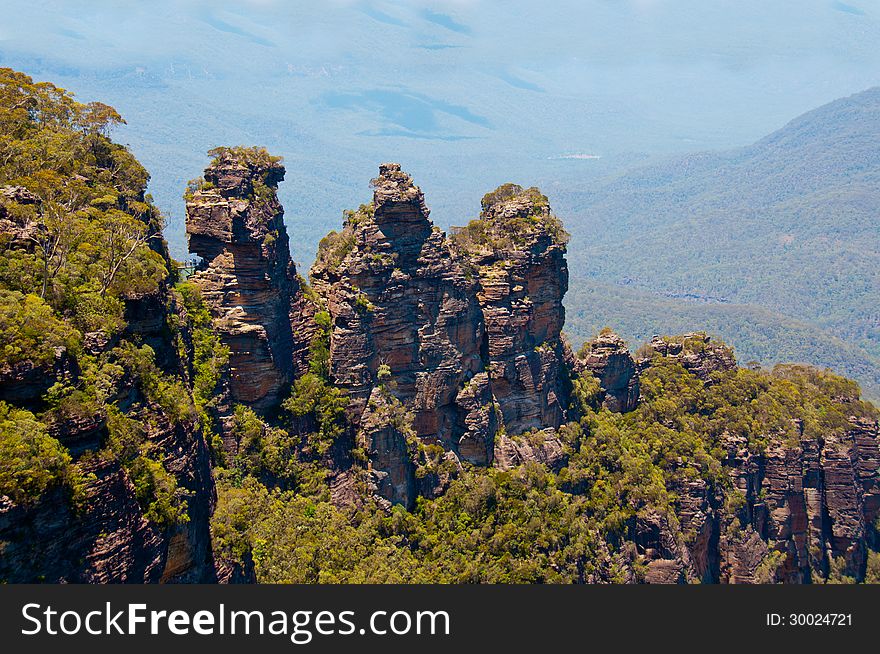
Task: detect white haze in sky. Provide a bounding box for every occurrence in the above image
[1,0,878,263]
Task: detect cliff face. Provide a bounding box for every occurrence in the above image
[632,416,880,584]
[624,344,880,584]
[9,104,878,583]
[715,416,880,583]
[308,173,579,506]
[450,184,572,435]
[0,412,217,583]
[311,163,495,482]
[186,149,314,421]
[0,193,216,583]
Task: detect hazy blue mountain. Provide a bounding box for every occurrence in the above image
[560,87,880,399]
[2,0,880,269]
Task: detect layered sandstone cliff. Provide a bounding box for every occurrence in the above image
[0,397,217,583]
[186,148,314,420]
[0,187,217,583]
[311,164,494,470]
[450,184,572,435]
[627,415,880,584]
[625,343,880,583]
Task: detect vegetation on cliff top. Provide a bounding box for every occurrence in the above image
[2,68,878,584]
[0,68,191,524]
[213,347,878,583]
[450,183,569,256]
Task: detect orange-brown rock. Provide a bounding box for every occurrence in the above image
[186,148,314,416]
[311,163,494,468]
[450,183,572,435]
[629,415,880,583]
[493,428,566,472]
[577,329,640,412]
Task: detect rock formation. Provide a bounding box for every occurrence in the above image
[0,179,218,583]
[577,329,640,413]
[626,389,880,584]
[186,148,314,418]
[311,163,495,472]
[638,332,737,381]
[493,428,567,472]
[450,183,572,435]
[0,411,217,583]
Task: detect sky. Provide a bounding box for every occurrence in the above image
[1,0,879,264]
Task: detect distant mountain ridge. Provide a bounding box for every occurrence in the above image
[560,86,880,399]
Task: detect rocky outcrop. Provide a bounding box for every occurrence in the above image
[359,387,418,509]
[577,329,639,412]
[0,185,40,245]
[450,184,572,435]
[493,429,566,472]
[0,409,217,584]
[629,416,880,583]
[638,332,737,381]
[186,148,314,418]
[311,163,494,467]
[0,347,77,409]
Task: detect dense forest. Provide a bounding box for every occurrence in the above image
[1,69,878,584]
[557,87,880,401]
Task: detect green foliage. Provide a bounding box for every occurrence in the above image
[353,291,373,314]
[0,69,195,534]
[313,204,374,274]
[559,89,880,400]
[865,551,880,584]
[451,183,569,255]
[823,556,857,585]
[207,145,282,169]
[212,464,601,583]
[282,373,347,456]
[754,550,786,584]
[113,342,197,426]
[0,290,80,369]
[228,405,302,489]
[0,68,169,332]
[315,229,355,273]
[105,409,189,529]
[308,310,332,379]
[0,402,86,505]
[174,282,230,449]
[571,373,602,413]
[565,278,880,402]
[214,354,879,584]
[127,455,189,529]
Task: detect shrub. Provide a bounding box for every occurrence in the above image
[0,402,83,505]
[0,290,80,369]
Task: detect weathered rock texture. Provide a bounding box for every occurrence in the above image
[186,150,314,418]
[577,329,640,413]
[0,412,217,583]
[359,387,418,509]
[638,332,737,382]
[0,185,40,246]
[450,184,572,435]
[493,429,566,472]
[626,415,880,584]
[311,164,494,470]
[0,182,219,584]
